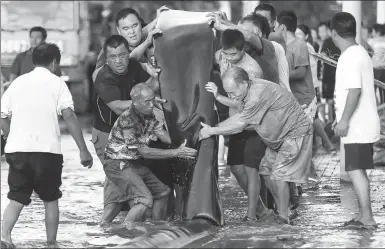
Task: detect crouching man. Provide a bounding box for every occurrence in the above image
[103,83,197,223]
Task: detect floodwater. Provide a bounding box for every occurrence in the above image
[1,132,385,248]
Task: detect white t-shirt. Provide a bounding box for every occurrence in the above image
[271,41,291,92]
[1,67,74,154]
[335,45,380,144]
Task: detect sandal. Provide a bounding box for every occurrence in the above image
[342,219,356,227]
[1,241,15,249]
[346,220,379,230]
[274,215,291,225]
[242,215,257,222]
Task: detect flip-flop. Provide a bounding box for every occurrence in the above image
[346,220,379,230]
[342,219,356,227]
[274,215,291,225]
[289,210,299,220]
[1,240,15,249]
[242,215,257,222]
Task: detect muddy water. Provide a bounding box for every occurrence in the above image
[1,132,385,248]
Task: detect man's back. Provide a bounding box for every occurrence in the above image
[240,79,312,150]
[1,67,73,154]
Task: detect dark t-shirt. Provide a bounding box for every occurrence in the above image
[320,37,341,86]
[244,38,280,84]
[11,49,61,77]
[93,59,150,133]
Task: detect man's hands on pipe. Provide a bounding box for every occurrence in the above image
[198,122,213,141]
[176,139,197,159]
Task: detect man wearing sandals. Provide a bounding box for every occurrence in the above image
[331,12,380,229]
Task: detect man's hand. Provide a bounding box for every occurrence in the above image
[176,140,197,159]
[199,122,213,141]
[333,119,349,137]
[156,5,169,19]
[145,28,163,46]
[80,149,93,169]
[206,12,229,31]
[205,82,219,98]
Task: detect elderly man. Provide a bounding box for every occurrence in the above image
[199,67,313,224]
[103,83,197,223]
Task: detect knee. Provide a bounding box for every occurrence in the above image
[134,195,154,209]
[230,165,244,175]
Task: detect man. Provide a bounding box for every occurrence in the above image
[254,3,287,51]
[331,12,380,229]
[1,43,93,247]
[215,29,263,82]
[208,12,280,84]
[276,11,316,119]
[199,67,313,224]
[91,35,159,223]
[369,24,385,103]
[93,7,168,80]
[7,26,61,85]
[211,29,267,220]
[103,83,197,223]
[318,21,341,124]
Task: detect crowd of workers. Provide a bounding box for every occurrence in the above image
[1,2,384,248]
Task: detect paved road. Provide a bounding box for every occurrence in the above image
[1,127,385,248]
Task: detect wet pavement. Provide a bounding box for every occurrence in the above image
[1,119,385,248]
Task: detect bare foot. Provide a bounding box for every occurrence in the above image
[1,234,14,249]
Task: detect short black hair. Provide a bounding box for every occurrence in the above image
[114,8,145,28]
[277,10,297,33]
[239,14,271,38]
[29,26,47,40]
[103,35,130,54]
[32,43,61,66]
[254,3,276,22]
[331,12,356,38]
[297,24,313,44]
[372,23,385,36]
[221,29,245,51]
[318,21,331,30]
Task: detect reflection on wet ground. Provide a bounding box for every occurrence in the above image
[1,133,385,248]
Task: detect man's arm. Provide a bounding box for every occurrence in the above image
[0,117,10,136]
[202,113,248,137]
[340,89,361,123]
[106,100,132,116]
[154,129,171,144]
[137,146,178,159]
[62,108,88,151]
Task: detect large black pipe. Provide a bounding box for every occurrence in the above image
[109,11,224,248]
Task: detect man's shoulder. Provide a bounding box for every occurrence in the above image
[94,65,117,84]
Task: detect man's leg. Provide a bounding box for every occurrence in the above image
[313,118,335,151]
[43,200,59,243]
[124,203,149,223]
[244,167,259,218]
[230,165,248,193]
[91,129,122,223]
[344,143,376,226]
[142,166,170,221]
[1,200,24,245]
[2,153,34,245]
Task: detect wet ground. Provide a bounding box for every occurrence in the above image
[1,118,385,248]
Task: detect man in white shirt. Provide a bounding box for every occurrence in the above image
[1,43,93,247]
[331,12,380,229]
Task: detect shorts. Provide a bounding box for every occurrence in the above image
[5,152,63,205]
[345,143,374,172]
[259,134,313,184]
[227,130,266,169]
[322,82,335,100]
[104,159,170,209]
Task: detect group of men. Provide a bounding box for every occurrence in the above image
[0,2,381,247]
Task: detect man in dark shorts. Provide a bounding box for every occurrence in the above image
[331,12,380,229]
[103,83,197,223]
[91,35,160,224]
[6,26,61,86]
[200,67,313,224]
[1,43,93,247]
